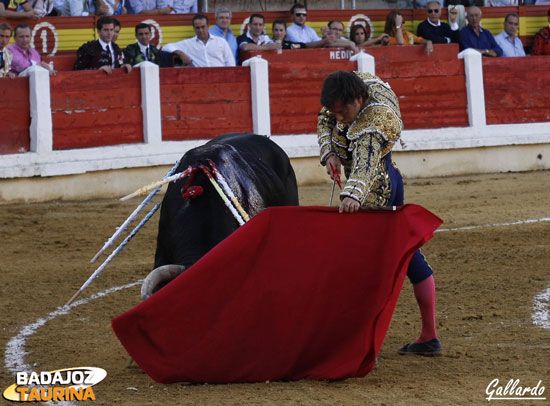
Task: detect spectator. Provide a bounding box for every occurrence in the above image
[494,13,525,57]
[459,6,503,56]
[0,23,15,78]
[112,17,121,42]
[415,0,443,6]
[172,0,195,13]
[0,0,40,20]
[349,24,390,47]
[29,0,56,17]
[350,24,389,47]
[237,14,281,52]
[322,25,359,52]
[285,3,325,47]
[209,7,238,64]
[126,0,173,15]
[62,0,94,16]
[163,14,235,67]
[74,16,131,73]
[417,1,459,43]
[384,11,434,55]
[486,0,517,5]
[95,0,125,15]
[446,0,471,5]
[531,8,550,55]
[328,20,346,39]
[8,24,55,75]
[123,22,162,65]
[272,19,306,49]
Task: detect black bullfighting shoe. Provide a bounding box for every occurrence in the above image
[398,338,442,356]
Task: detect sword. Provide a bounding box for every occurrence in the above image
[329,178,337,207]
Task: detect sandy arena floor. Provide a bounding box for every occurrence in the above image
[1,170,549,405]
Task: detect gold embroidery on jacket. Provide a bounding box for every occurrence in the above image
[317,72,403,206]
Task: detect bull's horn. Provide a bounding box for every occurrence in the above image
[141,264,186,300]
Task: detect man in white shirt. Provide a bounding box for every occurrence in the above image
[162,14,235,67]
[285,3,325,47]
[494,13,526,57]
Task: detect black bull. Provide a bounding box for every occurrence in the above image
[142,133,299,298]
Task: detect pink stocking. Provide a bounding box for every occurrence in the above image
[413,275,438,342]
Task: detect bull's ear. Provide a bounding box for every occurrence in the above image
[141,265,186,300]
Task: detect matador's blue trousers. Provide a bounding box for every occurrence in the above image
[385,153,433,284]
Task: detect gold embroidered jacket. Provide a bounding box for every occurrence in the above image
[317,71,403,207]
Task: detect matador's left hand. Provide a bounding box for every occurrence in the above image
[339,197,360,214]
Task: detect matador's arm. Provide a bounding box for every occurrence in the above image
[341,132,384,205]
[317,107,348,165]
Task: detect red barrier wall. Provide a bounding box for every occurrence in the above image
[374,45,468,130]
[160,67,253,141]
[0,78,30,154]
[43,54,78,71]
[268,54,353,135]
[245,44,468,134]
[483,56,550,125]
[50,69,143,149]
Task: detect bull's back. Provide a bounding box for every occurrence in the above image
[154,133,298,268]
[207,133,299,206]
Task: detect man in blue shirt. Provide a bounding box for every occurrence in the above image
[285,3,325,47]
[209,7,238,65]
[459,6,503,57]
[494,13,526,57]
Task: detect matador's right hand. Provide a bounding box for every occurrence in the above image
[325,153,342,181]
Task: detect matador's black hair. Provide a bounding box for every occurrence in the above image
[320,71,368,108]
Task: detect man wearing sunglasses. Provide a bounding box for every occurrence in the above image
[285,3,325,47]
[417,1,459,44]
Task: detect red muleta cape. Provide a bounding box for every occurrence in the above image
[112,205,442,384]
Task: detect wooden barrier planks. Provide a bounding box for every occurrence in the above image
[375,47,468,129]
[248,44,468,134]
[269,58,353,135]
[160,67,253,140]
[483,56,550,125]
[0,78,30,154]
[50,69,143,149]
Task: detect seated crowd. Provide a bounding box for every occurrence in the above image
[0,0,198,17]
[1,3,549,77]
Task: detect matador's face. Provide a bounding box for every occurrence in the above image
[329,96,364,125]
